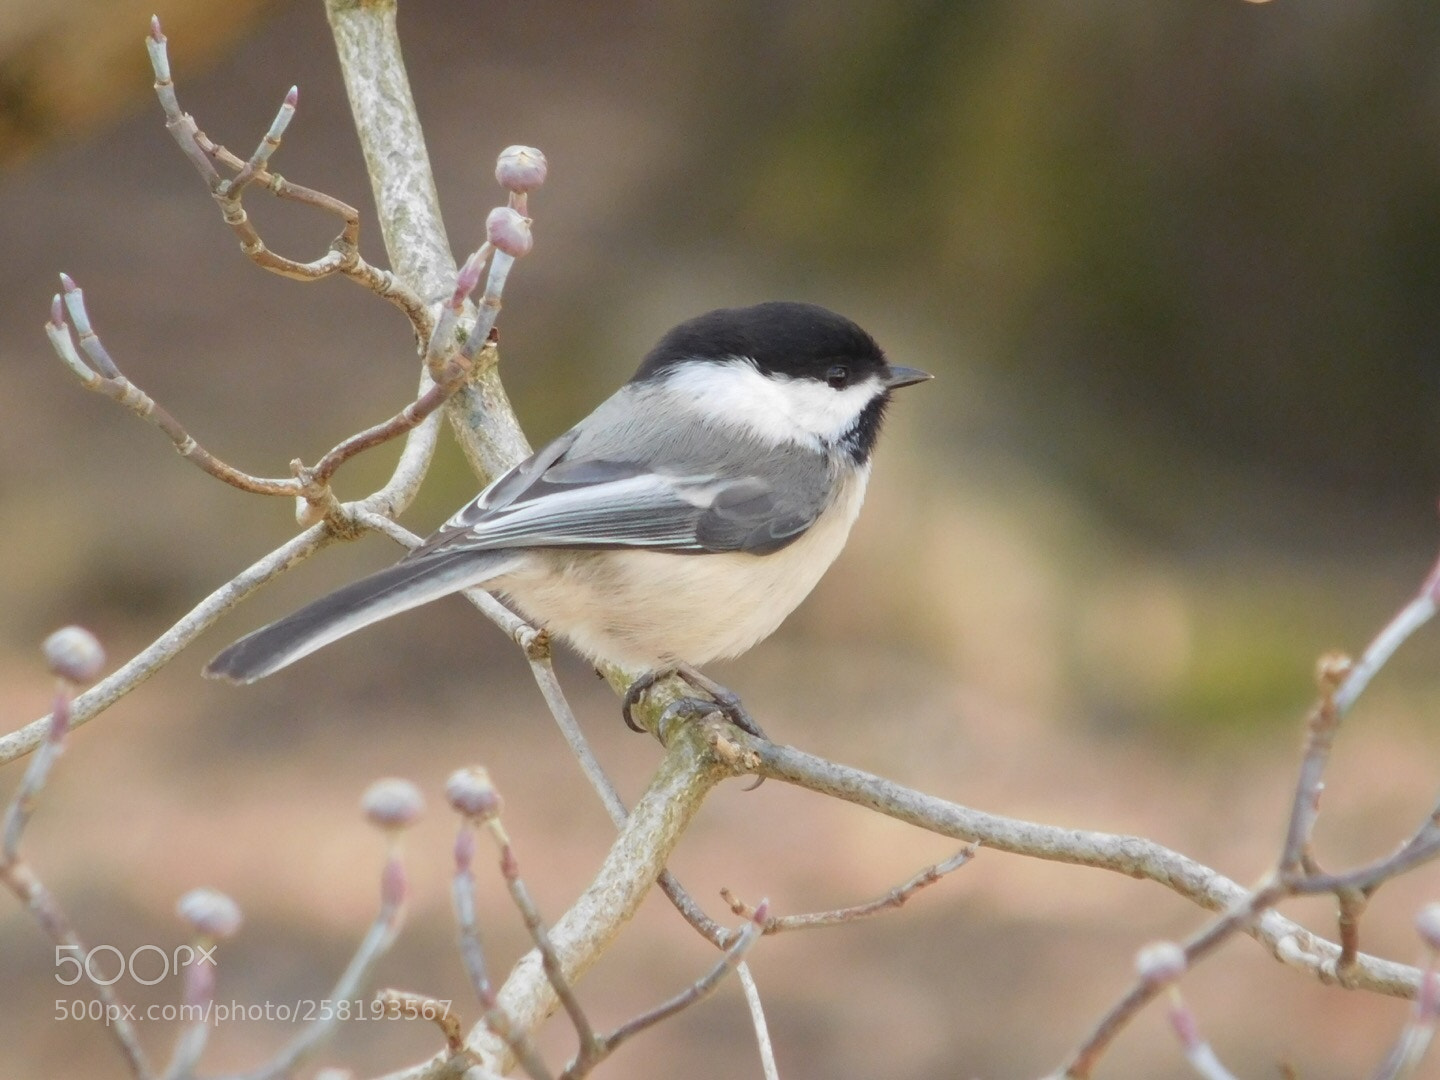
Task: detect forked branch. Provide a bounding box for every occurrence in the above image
[146,16,425,326]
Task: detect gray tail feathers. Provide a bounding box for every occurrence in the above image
[204,549,520,684]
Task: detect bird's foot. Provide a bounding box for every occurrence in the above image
[621,666,769,741]
[673,665,770,741]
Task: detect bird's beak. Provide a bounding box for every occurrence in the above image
[884,365,933,389]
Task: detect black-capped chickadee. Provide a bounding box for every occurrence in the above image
[205,301,930,729]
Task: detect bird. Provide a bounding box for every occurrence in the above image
[205,301,930,733]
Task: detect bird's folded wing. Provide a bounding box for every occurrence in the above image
[413,457,823,558]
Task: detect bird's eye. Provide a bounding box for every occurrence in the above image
[826,364,850,389]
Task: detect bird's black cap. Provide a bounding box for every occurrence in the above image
[634,301,889,384]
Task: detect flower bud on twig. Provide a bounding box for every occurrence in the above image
[176,888,243,940]
[1135,940,1187,986]
[446,766,502,821]
[486,207,533,258]
[361,778,425,832]
[43,626,105,685]
[1315,651,1353,691]
[1416,903,1440,952]
[495,145,547,193]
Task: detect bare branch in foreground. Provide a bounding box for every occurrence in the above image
[12,143,486,769]
[2,629,151,1078]
[1278,652,1351,877]
[737,961,780,1080]
[449,766,603,1076]
[241,780,417,1080]
[164,888,244,1080]
[507,622,781,1070]
[510,626,741,950]
[1165,995,1239,1080]
[447,769,554,1080]
[487,816,600,1066]
[1371,907,1440,1080]
[563,902,767,1077]
[1052,544,1440,1075]
[0,524,336,767]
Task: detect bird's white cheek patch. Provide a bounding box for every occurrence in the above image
[780,378,881,442]
[663,358,881,446]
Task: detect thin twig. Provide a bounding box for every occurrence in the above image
[483,817,602,1067]
[46,287,294,496]
[147,16,426,327]
[1372,957,1440,1080]
[568,904,767,1073]
[1165,987,1240,1080]
[451,825,554,1080]
[1335,549,1440,715]
[505,608,758,954]
[2,686,69,861]
[510,607,783,1080]
[0,525,334,766]
[1336,885,1370,986]
[305,339,494,490]
[737,962,780,1080]
[376,990,468,1054]
[458,735,728,1075]
[722,846,976,934]
[225,85,296,195]
[242,852,408,1080]
[1278,653,1351,876]
[47,277,476,512]
[2,682,153,1078]
[1057,545,1440,1076]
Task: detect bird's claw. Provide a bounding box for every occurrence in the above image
[622,667,767,790]
[621,670,662,733]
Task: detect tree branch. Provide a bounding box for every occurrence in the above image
[747,738,1421,999]
[324,0,531,487]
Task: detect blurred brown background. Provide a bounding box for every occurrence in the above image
[5,1,1440,1077]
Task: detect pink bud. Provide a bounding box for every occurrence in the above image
[495,145,547,193]
[1135,940,1187,985]
[485,206,533,258]
[446,766,502,820]
[43,626,105,684]
[176,888,243,940]
[454,248,487,299]
[361,778,425,831]
[1417,903,1440,951]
